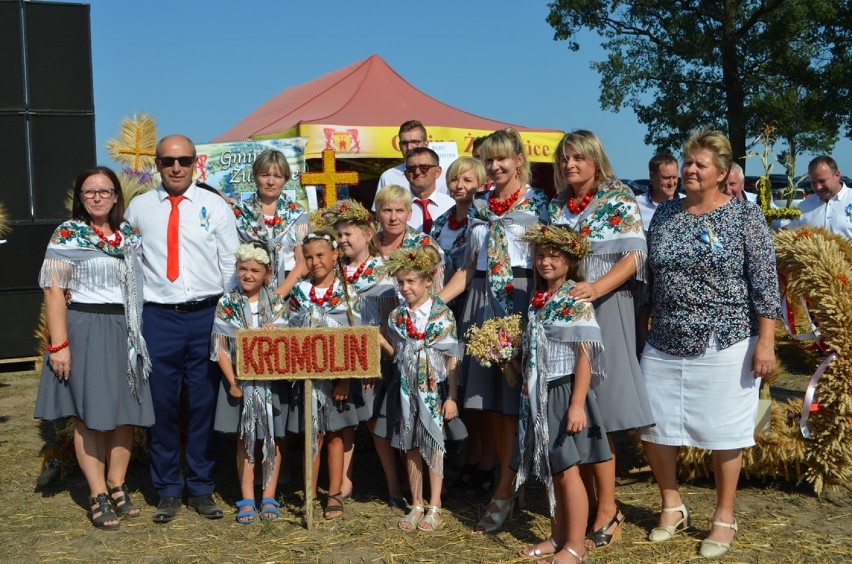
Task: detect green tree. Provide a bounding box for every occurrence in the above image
[546,0,851,172]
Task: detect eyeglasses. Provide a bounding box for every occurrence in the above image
[399,139,426,148]
[404,164,438,176]
[156,155,195,167]
[80,188,115,199]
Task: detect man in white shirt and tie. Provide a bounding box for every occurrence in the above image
[404,147,454,233]
[374,120,449,203]
[125,134,238,523]
[788,155,852,239]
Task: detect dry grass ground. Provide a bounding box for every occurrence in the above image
[0,367,849,563]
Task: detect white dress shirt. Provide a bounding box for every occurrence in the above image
[125,183,239,303]
[788,184,852,239]
[636,191,684,232]
[409,190,455,233]
[407,298,433,333]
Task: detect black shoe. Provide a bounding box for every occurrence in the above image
[153,496,181,523]
[188,494,224,519]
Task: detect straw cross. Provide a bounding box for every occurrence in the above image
[300,149,359,208]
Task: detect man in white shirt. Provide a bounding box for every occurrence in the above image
[636,153,683,231]
[788,155,852,239]
[404,147,454,233]
[125,134,239,523]
[375,120,448,202]
[724,163,757,202]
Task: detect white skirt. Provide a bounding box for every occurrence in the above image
[639,335,760,450]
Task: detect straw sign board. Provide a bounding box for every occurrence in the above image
[236,326,381,380]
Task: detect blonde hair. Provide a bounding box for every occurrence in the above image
[446,157,486,187]
[478,129,531,185]
[373,184,412,212]
[553,130,617,192]
[683,127,732,183]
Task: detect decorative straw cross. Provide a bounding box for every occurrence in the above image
[300,149,359,208]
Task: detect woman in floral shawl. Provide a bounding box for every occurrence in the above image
[549,130,653,550]
[514,223,611,564]
[231,149,309,296]
[35,166,153,530]
[384,246,463,532]
[438,128,549,533]
[211,242,289,524]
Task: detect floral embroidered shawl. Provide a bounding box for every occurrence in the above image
[387,298,461,477]
[38,220,150,402]
[468,188,549,314]
[345,256,399,329]
[515,280,605,515]
[431,205,468,281]
[549,181,647,284]
[288,279,360,450]
[232,193,309,287]
[210,286,288,488]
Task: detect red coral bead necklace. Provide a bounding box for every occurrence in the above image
[91,224,122,247]
[310,283,335,305]
[346,261,368,283]
[531,289,553,310]
[405,312,426,340]
[488,185,522,215]
[567,191,594,215]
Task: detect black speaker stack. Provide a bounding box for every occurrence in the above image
[0,0,96,358]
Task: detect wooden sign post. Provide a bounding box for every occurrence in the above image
[236,325,381,529]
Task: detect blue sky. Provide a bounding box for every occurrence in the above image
[79,0,850,180]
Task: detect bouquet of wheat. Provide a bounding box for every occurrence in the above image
[465,314,523,387]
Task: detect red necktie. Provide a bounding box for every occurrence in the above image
[166,195,185,281]
[415,198,433,233]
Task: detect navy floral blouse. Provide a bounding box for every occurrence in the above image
[646,198,781,357]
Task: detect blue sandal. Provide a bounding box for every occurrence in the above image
[235,499,257,524]
[259,497,281,522]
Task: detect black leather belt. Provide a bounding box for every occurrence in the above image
[147,295,221,313]
[68,303,123,314]
[547,374,574,390]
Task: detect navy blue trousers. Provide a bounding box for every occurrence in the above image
[143,304,220,498]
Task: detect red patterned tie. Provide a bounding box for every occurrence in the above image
[415,198,433,233]
[166,195,185,281]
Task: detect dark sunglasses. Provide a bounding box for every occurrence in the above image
[156,155,195,167]
[404,164,438,175]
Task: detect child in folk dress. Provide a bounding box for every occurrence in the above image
[383,246,463,532]
[212,242,289,524]
[514,224,611,564]
[287,229,361,520]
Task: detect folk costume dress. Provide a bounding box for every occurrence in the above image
[550,181,654,432]
[461,187,549,415]
[286,279,362,445]
[211,286,289,487]
[232,194,309,287]
[432,205,470,322]
[386,298,464,477]
[344,256,398,421]
[35,220,154,430]
[513,280,611,515]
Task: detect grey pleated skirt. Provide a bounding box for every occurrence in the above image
[460,272,532,415]
[593,288,654,433]
[384,374,468,449]
[512,375,612,475]
[34,306,155,431]
[213,378,290,438]
[286,379,361,434]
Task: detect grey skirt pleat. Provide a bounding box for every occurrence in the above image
[286,379,361,434]
[593,288,654,433]
[213,378,290,438]
[460,274,531,415]
[34,308,155,431]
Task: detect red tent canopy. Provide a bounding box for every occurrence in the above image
[213,54,562,162]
